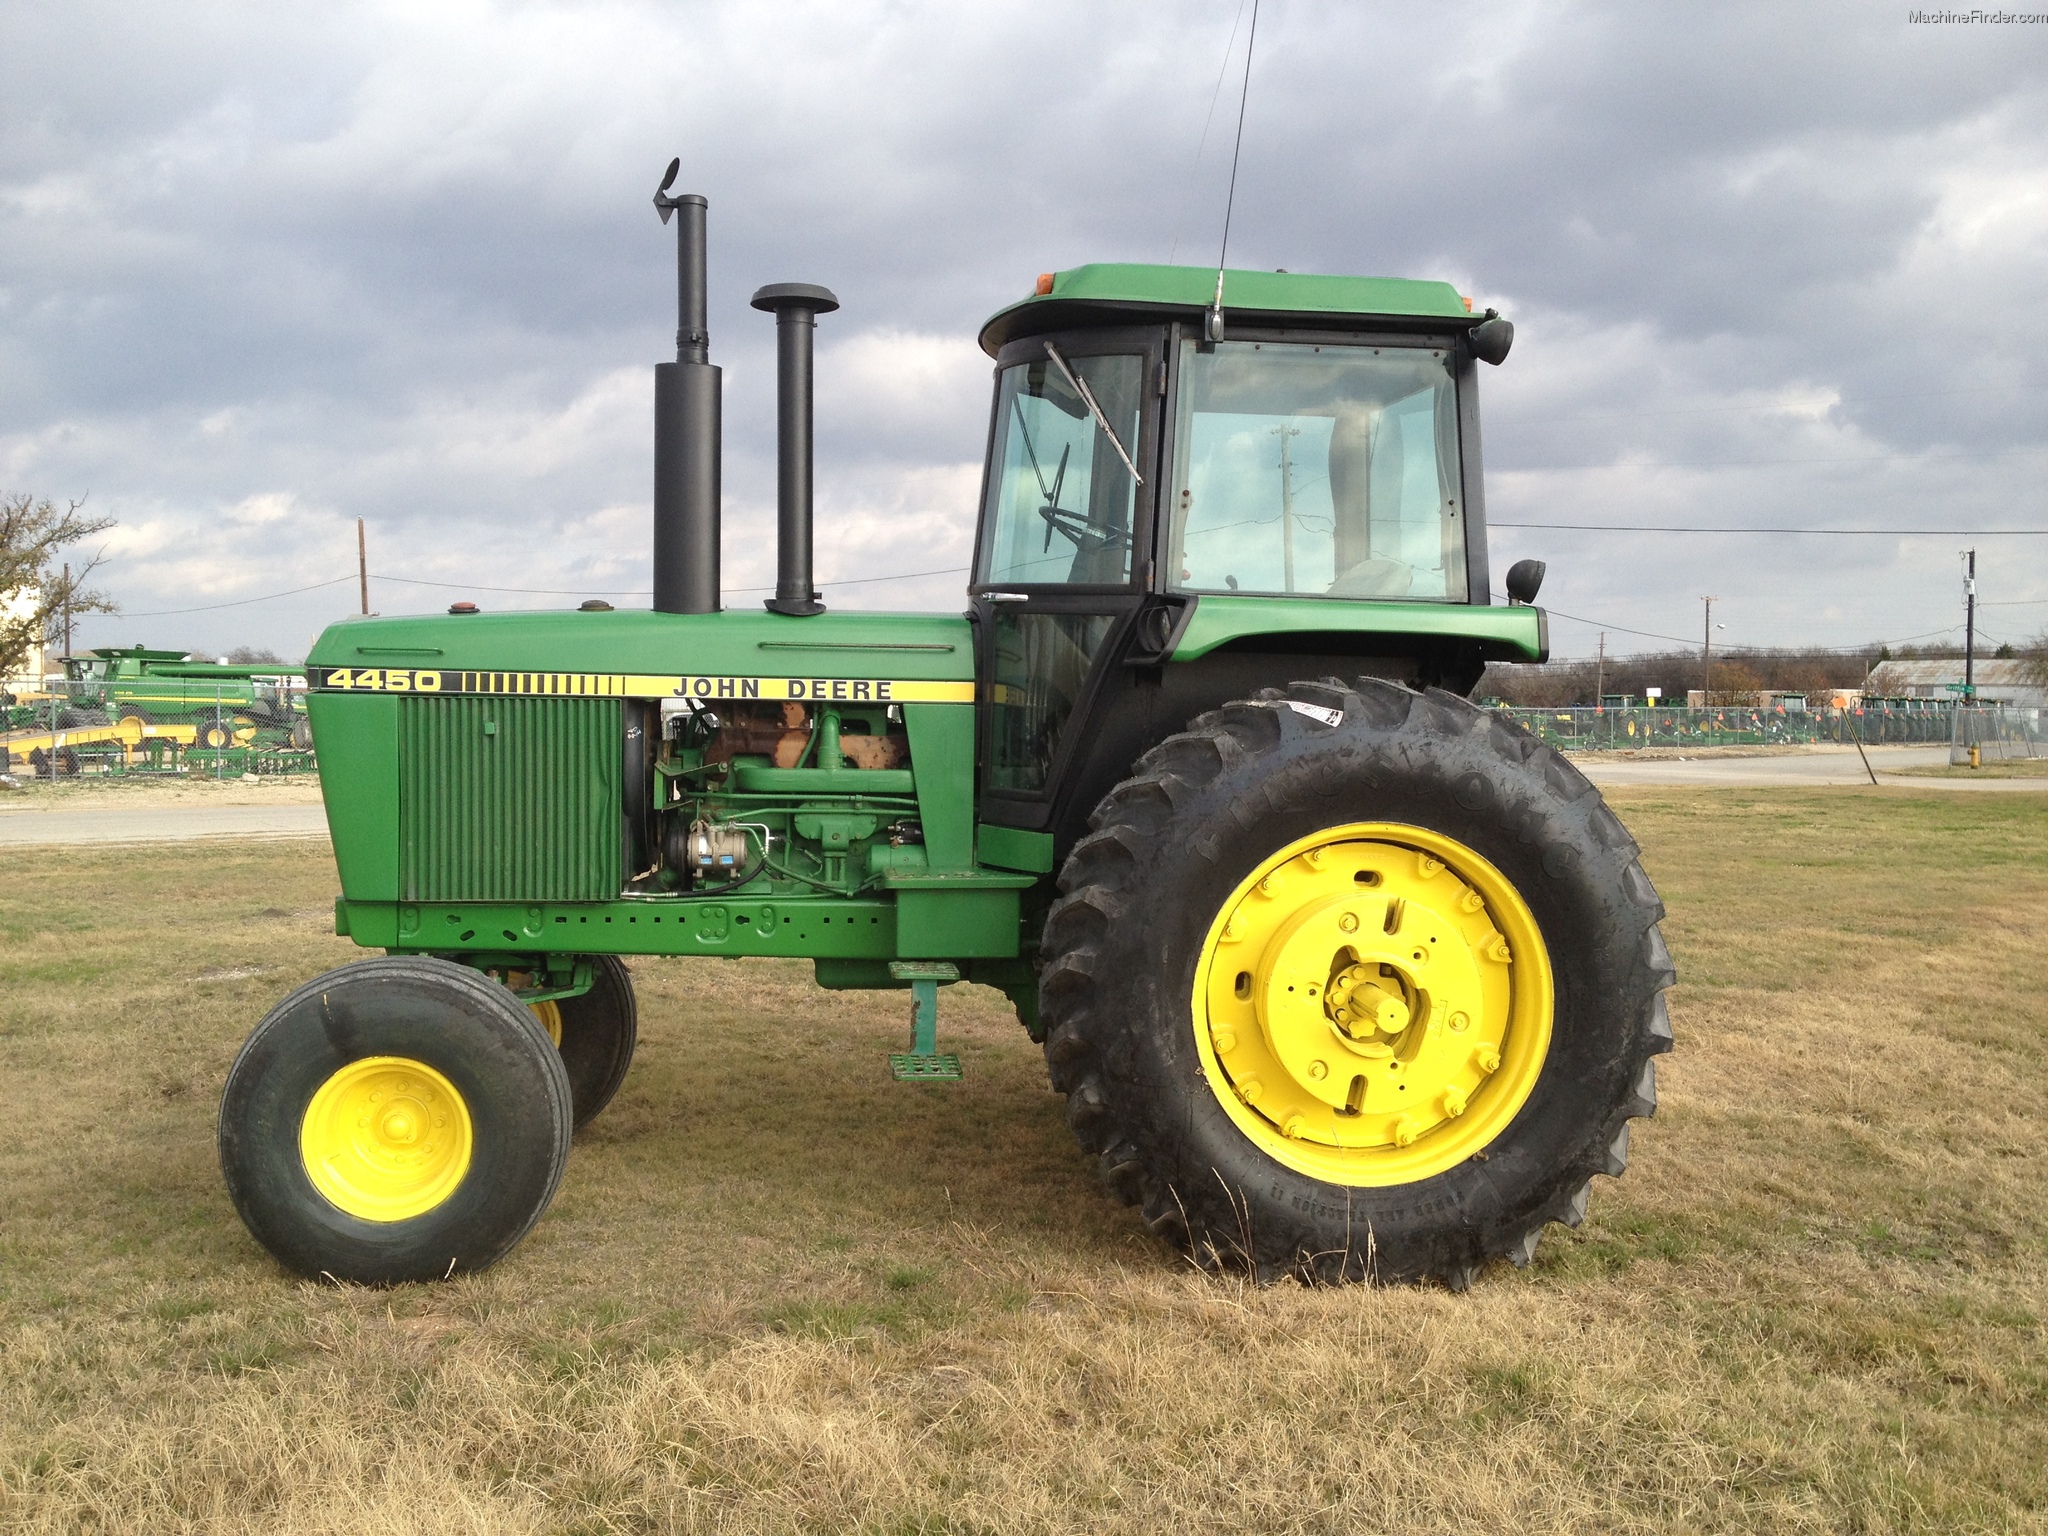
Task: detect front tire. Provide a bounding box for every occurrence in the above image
[218,956,574,1283]
[1038,678,1674,1287]
[523,956,638,1130]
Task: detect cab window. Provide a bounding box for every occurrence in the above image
[978,350,1145,588]
[1167,340,1466,602]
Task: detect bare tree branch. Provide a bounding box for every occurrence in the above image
[0,492,118,675]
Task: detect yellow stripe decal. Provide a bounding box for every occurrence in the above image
[315,666,973,704]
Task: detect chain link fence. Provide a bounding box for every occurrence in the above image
[1499,701,1958,751]
[1951,705,2046,765]
[2,677,315,780]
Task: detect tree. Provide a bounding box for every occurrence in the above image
[1,493,115,675]
[225,646,284,664]
[2024,630,2048,691]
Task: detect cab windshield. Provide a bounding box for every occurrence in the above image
[977,350,1144,587]
[1167,340,1466,602]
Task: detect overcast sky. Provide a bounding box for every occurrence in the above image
[3,0,2043,662]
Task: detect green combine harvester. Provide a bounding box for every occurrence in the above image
[60,646,312,750]
[219,163,1673,1289]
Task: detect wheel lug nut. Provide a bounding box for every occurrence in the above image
[1213,1029,1238,1054]
[1391,1115,1419,1146]
[1474,1045,1501,1074]
[1450,1012,1470,1032]
[1308,1060,1329,1080]
[1338,912,1359,934]
[1283,1113,1309,1139]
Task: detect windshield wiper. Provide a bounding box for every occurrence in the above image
[1044,341,1144,486]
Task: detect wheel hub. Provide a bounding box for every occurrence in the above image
[1196,827,1552,1185]
[300,1056,474,1222]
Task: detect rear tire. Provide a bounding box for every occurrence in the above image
[1038,678,1674,1287]
[218,956,574,1283]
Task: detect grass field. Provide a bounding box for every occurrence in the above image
[3,786,2047,1534]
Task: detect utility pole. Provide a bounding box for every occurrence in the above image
[60,561,71,659]
[1702,595,1718,702]
[1962,548,1976,698]
[1594,631,1606,705]
[357,518,369,615]
[1272,424,1300,593]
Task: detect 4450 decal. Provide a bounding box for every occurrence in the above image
[307,666,974,704]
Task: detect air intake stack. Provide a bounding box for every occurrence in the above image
[750,282,839,617]
[651,159,721,615]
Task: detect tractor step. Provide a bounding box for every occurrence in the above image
[887,962,962,1082]
[888,1052,963,1082]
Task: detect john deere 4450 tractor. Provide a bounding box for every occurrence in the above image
[219,165,1673,1289]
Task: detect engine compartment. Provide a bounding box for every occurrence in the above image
[637,698,927,897]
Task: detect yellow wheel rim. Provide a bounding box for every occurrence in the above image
[299,1056,474,1222]
[529,999,563,1047]
[1192,822,1553,1186]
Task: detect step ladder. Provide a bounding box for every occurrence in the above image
[887,961,962,1081]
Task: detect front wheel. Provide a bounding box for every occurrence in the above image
[1039,678,1674,1287]
[521,956,638,1130]
[218,956,574,1282]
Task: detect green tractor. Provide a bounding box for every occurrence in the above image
[219,166,1672,1288]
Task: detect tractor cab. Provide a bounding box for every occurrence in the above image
[965,263,1525,841]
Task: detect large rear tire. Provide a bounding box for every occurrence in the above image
[218,956,574,1283]
[1038,678,1674,1287]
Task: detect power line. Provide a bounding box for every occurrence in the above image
[1519,592,1969,655]
[1166,0,1249,266]
[119,575,358,617]
[1493,521,2048,535]
[1497,445,2048,474]
[372,565,970,597]
[1489,379,2048,431]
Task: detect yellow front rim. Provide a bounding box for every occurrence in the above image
[299,1056,474,1222]
[529,999,563,1047]
[1192,822,1553,1186]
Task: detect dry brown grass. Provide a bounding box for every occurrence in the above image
[1893,758,2048,780]
[3,788,2047,1534]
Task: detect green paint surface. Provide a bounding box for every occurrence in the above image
[903,703,977,870]
[977,824,1056,873]
[981,263,1473,353]
[309,692,398,900]
[309,608,974,681]
[1171,596,1546,663]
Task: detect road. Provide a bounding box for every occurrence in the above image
[0,803,330,847]
[1574,744,2045,789]
[0,746,2038,849]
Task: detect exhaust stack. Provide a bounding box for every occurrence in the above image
[652,160,720,615]
[750,282,839,617]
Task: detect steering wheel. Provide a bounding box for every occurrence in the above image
[1038,502,1132,553]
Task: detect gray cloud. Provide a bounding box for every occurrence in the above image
[2,0,2043,659]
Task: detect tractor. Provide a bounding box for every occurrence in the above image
[218,164,1673,1289]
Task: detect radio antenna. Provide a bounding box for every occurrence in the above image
[1207,0,1261,343]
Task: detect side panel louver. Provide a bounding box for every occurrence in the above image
[399,695,621,902]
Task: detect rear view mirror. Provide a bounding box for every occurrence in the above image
[1505,558,1546,605]
[1470,311,1514,366]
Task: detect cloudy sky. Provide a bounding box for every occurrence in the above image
[3,0,2043,662]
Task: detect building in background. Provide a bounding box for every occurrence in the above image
[1864,659,2045,708]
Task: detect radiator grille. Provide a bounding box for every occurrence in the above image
[398,694,621,902]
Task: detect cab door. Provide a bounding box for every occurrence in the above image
[969,326,1166,831]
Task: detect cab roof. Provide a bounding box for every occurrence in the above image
[978,262,1476,356]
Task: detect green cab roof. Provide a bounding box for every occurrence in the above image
[979,262,1476,356]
